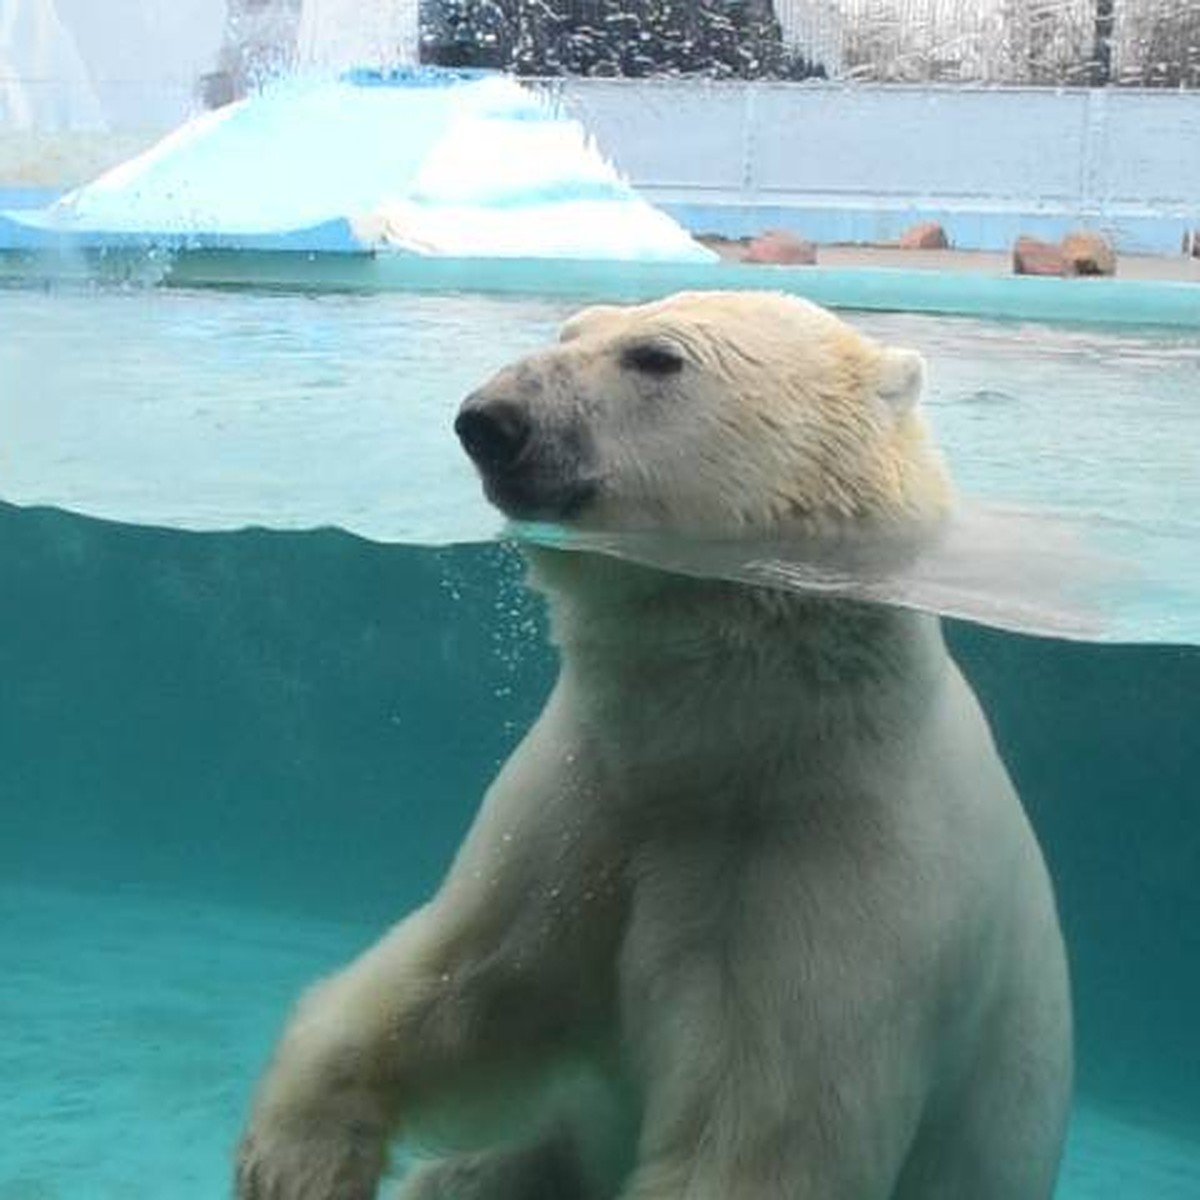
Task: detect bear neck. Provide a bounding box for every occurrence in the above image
[525,547,948,727]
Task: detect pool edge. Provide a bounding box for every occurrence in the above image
[3,249,1199,329]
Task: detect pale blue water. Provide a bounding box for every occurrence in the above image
[0,285,1197,1197]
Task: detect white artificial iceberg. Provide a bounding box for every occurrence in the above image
[355,83,711,261]
[5,68,716,263]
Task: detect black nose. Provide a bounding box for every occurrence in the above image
[455,398,531,472]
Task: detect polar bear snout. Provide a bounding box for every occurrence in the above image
[456,382,599,522]
[456,396,532,474]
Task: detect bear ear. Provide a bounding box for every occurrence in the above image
[876,347,926,413]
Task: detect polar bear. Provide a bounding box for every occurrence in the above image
[235,291,1072,1200]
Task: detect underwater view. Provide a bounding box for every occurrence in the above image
[1,284,1198,1197]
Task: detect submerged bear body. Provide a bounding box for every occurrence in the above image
[237,292,1072,1200]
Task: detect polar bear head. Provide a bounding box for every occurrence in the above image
[456,291,951,538]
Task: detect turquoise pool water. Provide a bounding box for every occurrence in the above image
[1,286,1198,1197]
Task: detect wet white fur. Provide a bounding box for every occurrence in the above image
[236,293,1071,1200]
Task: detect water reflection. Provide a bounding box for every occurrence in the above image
[513,499,1121,641]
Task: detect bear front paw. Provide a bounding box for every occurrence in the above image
[235,1115,387,1200]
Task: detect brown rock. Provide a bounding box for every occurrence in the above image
[743,229,818,266]
[695,234,750,263]
[1013,235,1065,277]
[898,221,949,250]
[1060,230,1116,276]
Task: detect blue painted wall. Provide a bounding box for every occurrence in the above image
[560,82,1200,254]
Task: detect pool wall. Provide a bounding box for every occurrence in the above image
[559,81,1200,255]
[2,499,1197,1135]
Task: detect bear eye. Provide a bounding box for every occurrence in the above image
[621,340,685,377]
